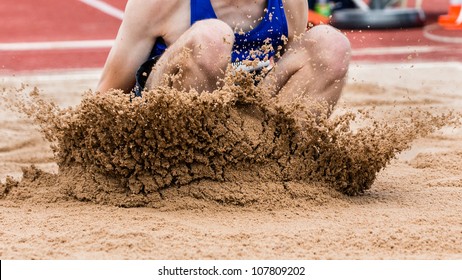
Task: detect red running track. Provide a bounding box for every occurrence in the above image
[1,0,461,73]
[0,0,123,72]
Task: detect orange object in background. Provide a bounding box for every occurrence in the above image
[308,9,330,26]
[438,3,462,29]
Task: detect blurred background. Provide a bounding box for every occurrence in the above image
[0,0,460,74]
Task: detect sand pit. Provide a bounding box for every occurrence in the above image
[1,63,462,259]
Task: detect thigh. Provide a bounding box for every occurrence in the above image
[146,19,235,92]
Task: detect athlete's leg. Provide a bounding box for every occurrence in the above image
[146,19,235,93]
[262,25,351,114]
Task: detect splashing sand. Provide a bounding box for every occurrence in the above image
[0,71,459,208]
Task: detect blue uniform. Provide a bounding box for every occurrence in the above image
[134,0,289,96]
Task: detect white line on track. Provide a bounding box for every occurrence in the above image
[2,62,461,81]
[350,61,462,70]
[0,69,102,82]
[352,45,457,56]
[0,40,115,51]
[78,0,124,20]
[423,23,462,44]
[1,40,457,56]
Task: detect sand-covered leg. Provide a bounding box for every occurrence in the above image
[146,19,235,93]
[262,25,351,114]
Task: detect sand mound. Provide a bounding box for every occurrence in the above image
[1,71,459,208]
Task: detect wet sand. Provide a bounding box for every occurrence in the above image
[1,63,462,259]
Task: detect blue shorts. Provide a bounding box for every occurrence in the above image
[133,55,161,97]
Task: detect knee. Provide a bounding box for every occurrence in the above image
[187,19,235,72]
[303,25,351,79]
